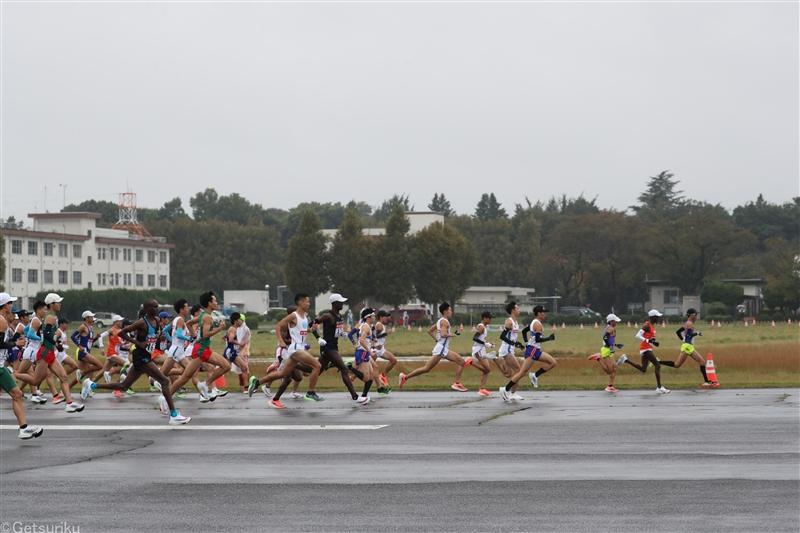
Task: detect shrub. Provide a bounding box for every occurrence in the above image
[704,301,730,317]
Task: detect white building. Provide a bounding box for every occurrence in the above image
[455,286,538,314]
[2,212,173,308]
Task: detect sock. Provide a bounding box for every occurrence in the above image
[700,365,709,382]
[535,368,548,377]
[20,424,27,430]
[350,367,365,380]
[505,381,515,391]
[362,380,372,397]
[170,409,177,417]
[660,361,676,367]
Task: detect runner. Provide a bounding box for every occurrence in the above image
[618,309,671,394]
[97,315,128,397]
[18,304,48,403]
[0,292,44,439]
[659,308,718,388]
[54,317,79,401]
[588,313,625,393]
[223,312,250,389]
[161,299,199,397]
[21,293,84,412]
[81,299,190,425]
[166,291,231,403]
[495,302,525,399]
[372,310,397,392]
[309,293,362,402]
[464,310,495,396]
[234,314,252,393]
[399,302,469,392]
[352,308,377,404]
[500,305,557,401]
[71,311,104,384]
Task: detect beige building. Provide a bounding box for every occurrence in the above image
[2,212,173,308]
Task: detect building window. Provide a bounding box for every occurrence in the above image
[28,241,38,255]
[159,251,167,264]
[88,256,93,266]
[135,274,144,287]
[43,270,53,284]
[147,274,155,287]
[98,248,106,260]
[147,250,156,263]
[72,245,82,258]
[123,248,131,261]
[159,275,167,288]
[114,273,120,286]
[12,268,22,283]
[114,248,121,261]
[28,269,38,283]
[664,289,680,305]
[102,273,108,286]
[58,243,68,257]
[73,271,82,285]
[44,242,54,257]
[124,273,132,286]
[11,240,22,254]
[135,249,143,262]
[58,270,68,284]
[97,273,102,286]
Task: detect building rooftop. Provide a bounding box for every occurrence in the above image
[28,212,102,219]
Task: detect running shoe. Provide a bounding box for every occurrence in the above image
[30,394,47,405]
[159,395,169,416]
[529,372,539,388]
[247,376,258,397]
[76,369,83,383]
[262,385,272,398]
[398,372,408,389]
[125,388,136,395]
[65,402,85,413]
[305,391,324,402]
[356,395,370,405]
[464,357,473,367]
[379,373,389,387]
[52,393,65,404]
[197,382,210,401]
[175,390,187,400]
[112,390,124,399]
[587,354,601,361]
[270,399,286,409]
[212,387,228,398]
[208,389,219,402]
[376,387,390,395]
[120,361,131,374]
[103,371,112,384]
[656,386,671,394]
[604,386,619,393]
[153,380,163,393]
[119,371,127,383]
[511,392,524,401]
[169,413,191,425]
[478,388,492,397]
[500,386,511,402]
[616,354,628,367]
[81,379,95,400]
[18,426,43,439]
[451,382,468,392]
[291,391,303,400]
[710,381,720,389]
[149,378,158,392]
[700,382,713,388]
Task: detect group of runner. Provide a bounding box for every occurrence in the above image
[1,289,717,439]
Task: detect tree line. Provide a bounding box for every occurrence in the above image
[43,171,798,316]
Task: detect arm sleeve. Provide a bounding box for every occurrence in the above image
[675,327,685,341]
[521,326,530,343]
[25,327,42,342]
[70,330,81,346]
[499,328,512,345]
[635,329,646,342]
[472,332,485,345]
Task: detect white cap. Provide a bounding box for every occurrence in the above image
[112,314,124,323]
[44,293,64,305]
[82,310,96,319]
[647,309,663,318]
[606,313,622,323]
[329,293,348,304]
[0,292,17,307]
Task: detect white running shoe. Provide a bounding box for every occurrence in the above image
[81,379,94,400]
[159,395,169,416]
[212,387,228,397]
[529,372,539,388]
[197,382,210,401]
[153,380,163,393]
[65,402,85,413]
[511,392,525,401]
[18,426,43,439]
[356,395,370,405]
[208,389,218,402]
[76,369,83,382]
[291,392,303,400]
[261,385,272,398]
[30,394,47,405]
[616,354,628,367]
[103,371,112,384]
[169,413,191,425]
[500,386,511,402]
[657,386,671,394]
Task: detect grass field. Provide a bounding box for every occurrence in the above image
[209,321,799,391]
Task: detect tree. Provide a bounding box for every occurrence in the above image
[761,237,800,313]
[374,194,413,223]
[733,195,800,246]
[475,193,507,221]
[156,197,187,221]
[327,206,375,306]
[284,210,329,297]
[373,205,414,307]
[700,281,744,308]
[631,170,685,216]
[63,200,118,226]
[411,222,475,306]
[189,188,220,221]
[428,193,454,217]
[449,215,516,286]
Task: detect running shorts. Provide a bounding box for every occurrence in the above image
[132,347,152,370]
[680,343,695,356]
[524,346,542,360]
[191,344,212,362]
[354,348,371,365]
[0,366,17,393]
[600,346,614,359]
[36,346,56,365]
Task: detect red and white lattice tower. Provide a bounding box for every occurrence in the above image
[112,192,152,237]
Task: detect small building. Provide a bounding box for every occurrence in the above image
[722,278,765,316]
[223,290,270,314]
[455,286,538,314]
[2,212,173,309]
[645,280,701,317]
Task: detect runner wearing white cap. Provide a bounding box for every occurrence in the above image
[618,309,670,393]
[589,313,625,393]
[0,292,44,439]
[71,311,104,385]
[308,293,362,402]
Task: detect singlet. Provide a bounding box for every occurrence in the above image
[472,323,488,353]
[321,311,345,350]
[288,312,309,347]
[500,318,520,350]
[372,323,387,350]
[24,318,43,351]
[683,323,698,345]
[106,328,122,356]
[170,317,190,349]
[639,321,656,351]
[0,326,11,363]
[434,317,450,352]
[196,311,212,348]
[42,313,58,351]
[73,324,94,350]
[138,316,160,353]
[603,328,616,348]
[57,329,69,354]
[527,319,543,349]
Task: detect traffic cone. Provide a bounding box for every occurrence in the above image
[744,321,749,327]
[771,320,776,327]
[214,375,227,389]
[705,353,719,385]
[634,322,638,328]
[580,323,584,330]
[561,322,566,329]
[551,324,557,332]
[594,322,599,328]
[710,320,715,327]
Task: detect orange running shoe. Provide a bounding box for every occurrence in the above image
[464,357,473,367]
[478,388,492,397]
[588,354,601,361]
[604,386,619,393]
[710,381,720,388]
[270,399,286,409]
[112,390,124,399]
[379,373,388,387]
[399,373,407,389]
[451,382,468,392]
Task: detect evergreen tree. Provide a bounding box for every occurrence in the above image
[373,205,414,307]
[284,210,329,297]
[475,193,507,221]
[411,222,475,306]
[631,170,685,216]
[428,193,454,216]
[327,206,375,306]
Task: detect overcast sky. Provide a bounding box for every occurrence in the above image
[1,1,797,223]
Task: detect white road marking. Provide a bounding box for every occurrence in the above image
[0,424,388,431]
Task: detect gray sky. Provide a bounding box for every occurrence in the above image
[2,1,797,223]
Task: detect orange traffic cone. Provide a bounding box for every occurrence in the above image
[214,375,227,390]
[706,353,719,386]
